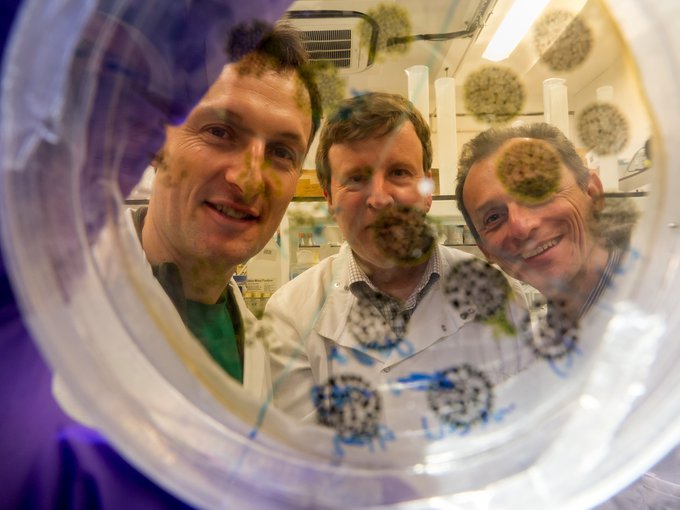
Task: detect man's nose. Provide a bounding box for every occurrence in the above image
[227,138,266,200]
[507,202,539,240]
[366,174,394,209]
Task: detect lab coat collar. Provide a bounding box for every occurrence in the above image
[312,244,472,366]
[383,248,473,368]
[313,244,386,363]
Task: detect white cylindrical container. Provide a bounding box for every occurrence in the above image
[543,77,570,138]
[405,64,430,125]
[435,77,458,195]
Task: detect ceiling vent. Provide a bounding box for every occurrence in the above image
[285,11,377,74]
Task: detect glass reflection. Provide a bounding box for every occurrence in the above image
[6,0,670,507]
[122,0,652,488]
[249,0,650,443]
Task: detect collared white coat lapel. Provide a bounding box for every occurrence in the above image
[312,245,387,365]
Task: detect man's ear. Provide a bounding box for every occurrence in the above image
[586,170,605,214]
[151,151,164,173]
[323,188,334,217]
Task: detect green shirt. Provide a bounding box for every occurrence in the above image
[186,298,243,383]
[131,207,244,382]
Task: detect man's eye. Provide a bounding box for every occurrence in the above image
[484,212,504,227]
[347,174,367,184]
[269,145,296,163]
[391,168,410,178]
[206,126,232,139]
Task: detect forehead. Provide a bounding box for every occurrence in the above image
[208,62,305,107]
[487,137,558,167]
[192,63,312,140]
[328,121,423,171]
[463,137,576,208]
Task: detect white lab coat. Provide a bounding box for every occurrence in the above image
[226,278,273,401]
[267,243,534,432]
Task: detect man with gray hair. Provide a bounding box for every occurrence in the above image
[456,122,636,358]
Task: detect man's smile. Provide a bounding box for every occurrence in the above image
[521,236,561,260]
[205,201,258,221]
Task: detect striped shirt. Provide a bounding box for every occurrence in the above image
[578,246,623,319]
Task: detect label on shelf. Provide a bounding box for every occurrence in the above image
[246,278,277,293]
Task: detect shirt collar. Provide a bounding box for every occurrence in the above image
[347,246,441,310]
[578,246,623,319]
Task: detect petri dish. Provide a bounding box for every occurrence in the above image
[1,0,680,508]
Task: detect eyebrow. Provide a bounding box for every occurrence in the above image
[387,158,420,170]
[215,108,308,150]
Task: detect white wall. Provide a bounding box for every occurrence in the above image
[571,54,650,161]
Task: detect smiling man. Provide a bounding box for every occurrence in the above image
[455,123,651,510]
[137,23,321,392]
[456,122,629,322]
[267,93,532,428]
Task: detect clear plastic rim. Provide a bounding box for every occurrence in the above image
[2,0,680,508]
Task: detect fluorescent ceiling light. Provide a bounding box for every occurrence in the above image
[482,0,550,62]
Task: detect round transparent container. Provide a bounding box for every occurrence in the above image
[2,0,680,508]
